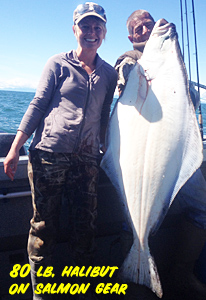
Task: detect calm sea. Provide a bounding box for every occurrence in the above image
[0,90,206,151]
[0,90,35,150]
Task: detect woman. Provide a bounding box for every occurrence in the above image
[4,2,117,299]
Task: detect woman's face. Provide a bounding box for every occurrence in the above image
[73,16,106,52]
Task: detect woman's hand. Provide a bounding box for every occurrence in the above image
[4,148,19,181]
[3,130,29,181]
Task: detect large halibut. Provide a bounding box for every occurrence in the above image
[101,20,203,297]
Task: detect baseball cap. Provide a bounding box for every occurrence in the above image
[73,2,107,25]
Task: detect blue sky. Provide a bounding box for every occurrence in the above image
[0,0,206,96]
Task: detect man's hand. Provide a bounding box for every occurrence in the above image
[158,18,169,26]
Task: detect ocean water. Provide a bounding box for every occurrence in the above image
[0,90,35,150]
[0,90,206,151]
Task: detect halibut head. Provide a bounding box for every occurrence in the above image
[101,19,203,297]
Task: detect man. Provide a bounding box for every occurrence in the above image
[115,10,156,96]
[115,9,206,299]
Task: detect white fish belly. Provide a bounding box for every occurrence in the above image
[101,21,203,298]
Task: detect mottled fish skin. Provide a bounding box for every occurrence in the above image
[101,19,203,298]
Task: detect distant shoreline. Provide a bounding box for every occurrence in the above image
[0,89,36,94]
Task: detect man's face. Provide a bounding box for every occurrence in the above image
[128,14,155,43]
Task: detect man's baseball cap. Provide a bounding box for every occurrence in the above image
[73,2,107,24]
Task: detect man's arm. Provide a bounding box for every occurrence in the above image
[115,56,137,96]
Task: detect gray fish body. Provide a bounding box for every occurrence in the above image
[101,20,203,297]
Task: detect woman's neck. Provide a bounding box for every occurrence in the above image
[76,48,97,74]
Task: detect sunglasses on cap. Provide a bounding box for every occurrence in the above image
[73,2,107,24]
